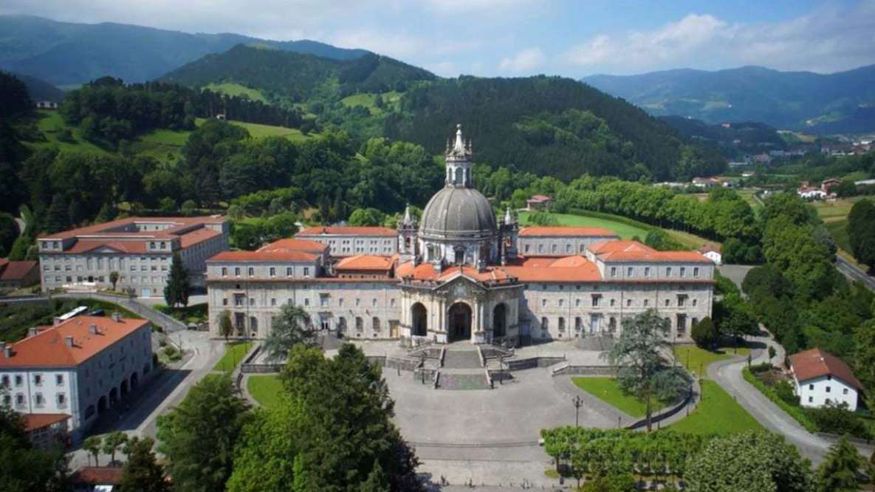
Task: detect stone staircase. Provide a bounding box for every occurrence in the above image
[576,334,615,351]
[435,345,491,390]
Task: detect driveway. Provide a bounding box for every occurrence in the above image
[709,331,873,464]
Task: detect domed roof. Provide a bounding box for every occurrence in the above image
[420,187,497,241]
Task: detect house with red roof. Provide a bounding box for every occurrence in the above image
[525,194,552,211]
[789,348,862,411]
[37,216,228,297]
[0,258,40,289]
[0,314,153,440]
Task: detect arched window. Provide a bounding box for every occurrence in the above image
[558,317,565,332]
[541,317,549,330]
[372,317,380,332]
[493,303,507,338]
[411,303,427,337]
[575,317,582,331]
[454,167,464,185]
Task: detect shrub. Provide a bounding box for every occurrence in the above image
[807,403,872,439]
[691,317,717,348]
[773,380,799,406]
[749,362,772,374]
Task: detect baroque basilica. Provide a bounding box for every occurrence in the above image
[207,126,714,345]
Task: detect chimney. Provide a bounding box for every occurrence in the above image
[28,326,39,337]
[53,317,63,326]
[112,311,121,322]
[3,345,10,358]
[64,336,74,348]
[89,324,98,335]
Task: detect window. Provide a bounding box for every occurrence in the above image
[234,267,241,276]
[592,295,601,307]
[610,267,617,278]
[372,298,377,307]
[372,317,380,332]
[666,267,672,276]
[57,393,66,406]
[808,396,813,403]
[34,374,42,386]
[222,298,228,306]
[843,388,849,395]
[286,267,293,276]
[35,393,44,407]
[339,298,344,307]
[826,386,831,393]
[271,298,277,306]
[558,317,565,332]
[664,299,670,307]
[269,267,276,277]
[356,317,363,331]
[693,267,699,277]
[303,267,310,277]
[677,295,687,307]
[15,393,24,407]
[644,267,650,277]
[627,267,633,276]
[558,299,564,307]
[56,375,63,385]
[320,294,329,307]
[248,267,254,276]
[541,317,549,330]
[643,299,649,307]
[541,299,547,307]
[626,299,632,307]
[0,375,7,387]
[680,267,686,277]
[610,299,616,307]
[304,298,309,306]
[249,298,255,306]
[809,384,814,390]
[692,299,698,307]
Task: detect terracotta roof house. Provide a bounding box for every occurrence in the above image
[37,216,229,297]
[0,258,40,289]
[0,314,154,440]
[789,348,862,410]
[525,194,552,211]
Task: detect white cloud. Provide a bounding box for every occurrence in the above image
[424,0,539,13]
[499,47,545,73]
[563,3,875,74]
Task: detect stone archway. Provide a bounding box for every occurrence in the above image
[411,302,428,337]
[448,302,472,342]
[493,303,507,338]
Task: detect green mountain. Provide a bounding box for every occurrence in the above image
[583,65,875,134]
[7,71,64,102]
[0,15,368,85]
[659,116,788,159]
[160,44,434,101]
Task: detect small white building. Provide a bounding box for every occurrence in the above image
[0,314,154,441]
[789,348,862,411]
[697,245,722,265]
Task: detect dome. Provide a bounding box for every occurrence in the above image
[419,187,497,241]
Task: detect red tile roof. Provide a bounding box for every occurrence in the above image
[179,228,222,248]
[790,348,863,390]
[528,195,552,202]
[23,413,70,431]
[589,240,712,263]
[72,467,124,485]
[208,250,319,263]
[296,226,396,237]
[0,315,149,369]
[38,215,225,240]
[258,238,327,253]
[335,255,395,271]
[0,260,38,280]
[396,255,603,283]
[519,226,618,237]
[64,240,147,254]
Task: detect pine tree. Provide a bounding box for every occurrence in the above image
[818,436,862,492]
[120,437,168,492]
[360,461,389,492]
[164,252,190,308]
[44,194,69,233]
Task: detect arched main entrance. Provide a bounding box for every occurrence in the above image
[411,303,428,337]
[493,303,507,338]
[448,302,472,342]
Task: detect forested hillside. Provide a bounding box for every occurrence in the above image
[385,77,724,180]
[161,45,435,102]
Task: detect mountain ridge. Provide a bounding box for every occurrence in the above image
[583,64,875,133]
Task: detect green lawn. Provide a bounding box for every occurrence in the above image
[340,91,402,114]
[517,210,711,249]
[212,341,253,373]
[31,110,109,154]
[573,377,664,418]
[204,82,269,103]
[667,380,763,435]
[195,117,312,142]
[673,344,750,378]
[247,374,284,409]
[518,211,649,240]
[825,219,851,252]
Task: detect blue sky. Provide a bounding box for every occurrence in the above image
[3,0,875,76]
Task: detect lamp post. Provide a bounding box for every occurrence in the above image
[572,395,583,427]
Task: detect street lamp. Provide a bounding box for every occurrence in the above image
[572,395,583,427]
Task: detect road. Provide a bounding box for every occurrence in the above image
[709,331,873,464]
[836,255,875,291]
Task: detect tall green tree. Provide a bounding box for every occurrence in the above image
[164,252,191,308]
[817,436,863,492]
[101,431,128,465]
[83,435,103,467]
[0,393,68,491]
[264,303,314,361]
[691,317,717,349]
[120,436,168,492]
[848,199,875,268]
[686,431,814,492]
[604,309,685,431]
[157,375,250,492]
[219,310,234,341]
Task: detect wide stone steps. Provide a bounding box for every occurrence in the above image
[442,348,482,369]
[437,372,490,390]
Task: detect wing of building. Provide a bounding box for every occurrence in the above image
[37,216,229,297]
[206,125,714,344]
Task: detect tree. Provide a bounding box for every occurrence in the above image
[604,309,685,431]
[348,207,386,226]
[120,436,168,492]
[817,436,863,492]
[83,435,103,466]
[219,310,234,341]
[0,392,68,491]
[264,303,314,361]
[0,213,17,257]
[686,431,814,492]
[102,431,128,466]
[109,271,120,291]
[157,375,250,492]
[164,252,191,308]
[848,199,875,268]
[691,317,717,349]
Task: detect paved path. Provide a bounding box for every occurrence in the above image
[836,255,875,291]
[708,331,872,464]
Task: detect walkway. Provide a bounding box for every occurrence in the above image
[708,331,873,463]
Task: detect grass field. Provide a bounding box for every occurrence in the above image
[668,380,763,435]
[673,345,751,378]
[195,117,312,142]
[205,82,268,103]
[340,91,402,115]
[825,219,851,252]
[247,374,284,409]
[31,110,109,154]
[573,377,665,417]
[813,197,862,221]
[517,210,711,249]
[212,341,253,373]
